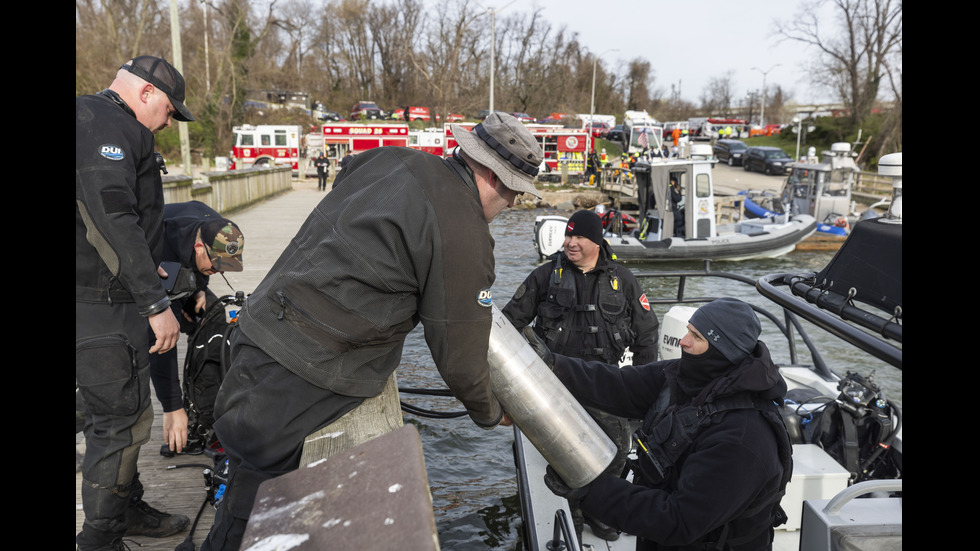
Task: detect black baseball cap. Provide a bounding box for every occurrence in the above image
[121,56,195,122]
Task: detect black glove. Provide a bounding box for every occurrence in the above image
[544,465,590,501]
[522,326,554,370]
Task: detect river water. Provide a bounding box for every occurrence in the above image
[395,208,902,550]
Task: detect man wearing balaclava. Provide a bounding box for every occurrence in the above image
[538,298,793,550]
[503,208,660,541]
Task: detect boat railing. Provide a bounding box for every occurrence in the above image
[547,509,580,551]
[633,260,836,380]
[758,272,902,370]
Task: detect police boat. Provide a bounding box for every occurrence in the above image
[513,155,902,551]
[533,147,818,263]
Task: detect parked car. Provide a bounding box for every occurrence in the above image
[509,112,536,123]
[606,124,625,143]
[350,101,385,120]
[713,139,749,166]
[444,112,465,122]
[316,110,344,122]
[586,121,611,138]
[743,146,794,175]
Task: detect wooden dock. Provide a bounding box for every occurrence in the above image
[76,337,219,551]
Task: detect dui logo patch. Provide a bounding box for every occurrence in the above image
[477,288,493,308]
[100,144,125,161]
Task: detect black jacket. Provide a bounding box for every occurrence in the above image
[149,201,225,411]
[502,250,659,364]
[237,146,503,428]
[76,91,169,316]
[554,342,789,550]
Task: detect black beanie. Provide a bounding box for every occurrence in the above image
[565,210,604,246]
[688,298,761,365]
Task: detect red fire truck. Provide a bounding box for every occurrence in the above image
[319,123,410,167]
[443,122,591,181]
[230,124,304,174]
[409,128,445,156]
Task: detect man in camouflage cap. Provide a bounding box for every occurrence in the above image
[147,201,244,458]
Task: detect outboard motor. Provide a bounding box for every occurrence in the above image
[658,305,697,360]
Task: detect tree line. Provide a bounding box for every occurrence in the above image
[76,0,900,166]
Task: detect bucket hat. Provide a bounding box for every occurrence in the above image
[451,112,543,198]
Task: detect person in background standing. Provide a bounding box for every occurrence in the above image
[314,150,329,191]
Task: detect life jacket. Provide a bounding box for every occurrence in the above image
[533,254,634,364]
[633,386,793,549]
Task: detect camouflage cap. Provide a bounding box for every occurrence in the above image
[200,219,245,272]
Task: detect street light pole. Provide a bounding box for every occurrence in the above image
[751,64,780,127]
[589,48,617,151]
[477,1,516,115]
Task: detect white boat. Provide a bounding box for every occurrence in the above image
[515,154,903,551]
[534,146,817,263]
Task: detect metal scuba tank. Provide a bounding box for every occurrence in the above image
[487,305,616,488]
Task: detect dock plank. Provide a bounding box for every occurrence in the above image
[76,337,218,551]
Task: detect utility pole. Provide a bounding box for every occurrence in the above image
[752,64,780,128]
[476,1,516,114]
[170,0,192,177]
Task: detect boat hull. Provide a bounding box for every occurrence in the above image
[535,214,818,262]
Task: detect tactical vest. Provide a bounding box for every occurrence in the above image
[633,386,793,549]
[534,255,635,363]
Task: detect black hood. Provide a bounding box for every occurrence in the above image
[667,341,787,407]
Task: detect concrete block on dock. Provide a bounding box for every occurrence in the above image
[240,424,439,551]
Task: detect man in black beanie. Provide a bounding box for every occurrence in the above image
[503,208,660,541]
[539,297,793,550]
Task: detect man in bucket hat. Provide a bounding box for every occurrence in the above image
[146,201,245,459]
[76,56,194,550]
[199,112,543,551]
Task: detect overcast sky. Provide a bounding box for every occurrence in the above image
[483,0,837,106]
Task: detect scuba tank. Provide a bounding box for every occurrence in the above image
[487,306,616,488]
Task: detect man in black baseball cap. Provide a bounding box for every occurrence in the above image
[76,56,195,550]
[120,55,195,123]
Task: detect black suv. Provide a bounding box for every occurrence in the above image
[607,125,625,143]
[713,139,748,166]
[743,146,794,175]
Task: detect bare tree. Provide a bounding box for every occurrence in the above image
[75,0,171,94]
[623,58,654,112]
[699,71,737,116]
[408,0,484,120]
[775,0,902,126]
